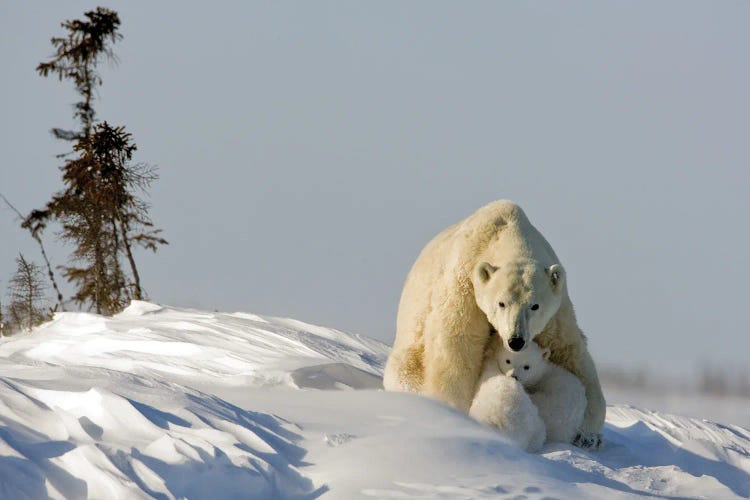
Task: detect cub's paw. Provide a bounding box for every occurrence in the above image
[573,432,602,450]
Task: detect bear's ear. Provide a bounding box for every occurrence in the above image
[474,262,499,284]
[541,347,551,361]
[546,264,565,292]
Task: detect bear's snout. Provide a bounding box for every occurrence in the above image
[508,336,525,351]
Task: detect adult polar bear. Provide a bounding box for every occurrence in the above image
[384,200,606,448]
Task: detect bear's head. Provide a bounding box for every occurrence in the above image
[472,259,564,352]
[496,340,550,388]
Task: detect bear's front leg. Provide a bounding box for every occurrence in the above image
[421,308,489,412]
[423,352,476,412]
[572,348,606,450]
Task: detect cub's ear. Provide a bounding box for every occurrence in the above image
[546,264,565,291]
[474,262,499,284]
[541,347,551,361]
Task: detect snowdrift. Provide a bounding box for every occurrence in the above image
[1,302,748,499]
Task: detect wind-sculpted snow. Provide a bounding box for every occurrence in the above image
[0,302,389,391]
[0,302,749,499]
[0,374,320,499]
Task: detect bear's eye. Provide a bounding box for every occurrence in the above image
[505,359,511,364]
[498,302,505,308]
[530,304,539,311]
[523,365,530,370]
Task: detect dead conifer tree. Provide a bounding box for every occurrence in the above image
[32,123,167,313]
[25,8,166,314]
[90,123,167,301]
[8,255,49,332]
[1,194,65,311]
[0,297,5,337]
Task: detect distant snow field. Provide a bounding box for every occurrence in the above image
[1,302,749,499]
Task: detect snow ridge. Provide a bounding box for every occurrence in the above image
[1,302,749,499]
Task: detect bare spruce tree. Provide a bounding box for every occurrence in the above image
[8,255,49,332]
[31,123,167,313]
[89,123,167,300]
[0,194,65,311]
[24,8,166,315]
[0,297,5,337]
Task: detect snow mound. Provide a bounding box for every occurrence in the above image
[1,303,388,390]
[1,303,749,499]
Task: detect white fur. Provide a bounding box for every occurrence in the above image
[496,340,586,444]
[469,368,546,453]
[384,200,606,448]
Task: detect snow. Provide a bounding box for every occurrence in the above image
[604,385,750,431]
[1,302,749,499]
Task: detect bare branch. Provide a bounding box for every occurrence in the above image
[0,193,65,311]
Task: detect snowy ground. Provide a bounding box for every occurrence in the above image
[603,384,750,433]
[1,302,749,499]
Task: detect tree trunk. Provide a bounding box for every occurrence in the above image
[34,234,65,311]
[118,216,142,300]
[24,260,33,331]
[91,213,104,315]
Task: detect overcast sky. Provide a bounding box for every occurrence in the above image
[1,1,748,374]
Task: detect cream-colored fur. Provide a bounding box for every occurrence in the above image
[383,200,606,446]
[493,338,586,444]
[469,370,546,453]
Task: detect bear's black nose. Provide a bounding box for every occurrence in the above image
[508,337,525,351]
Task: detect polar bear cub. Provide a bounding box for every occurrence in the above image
[469,371,546,452]
[497,340,587,444]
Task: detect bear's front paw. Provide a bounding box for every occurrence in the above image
[573,432,602,450]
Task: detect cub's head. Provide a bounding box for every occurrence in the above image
[472,259,564,352]
[497,340,550,388]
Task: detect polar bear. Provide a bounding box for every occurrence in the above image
[469,372,546,452]
[494,338,586,444]
[383,200,606,448]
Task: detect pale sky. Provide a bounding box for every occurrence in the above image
[1,1,748,374]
